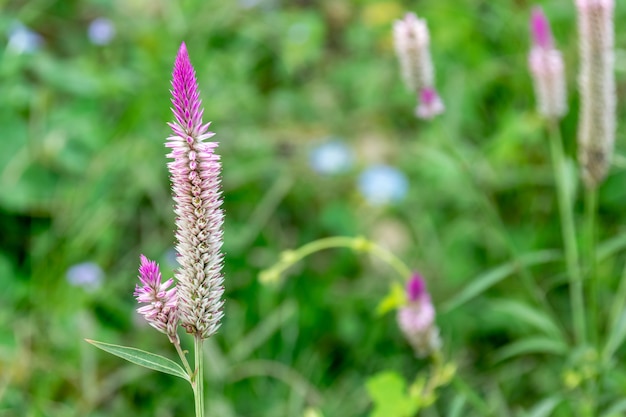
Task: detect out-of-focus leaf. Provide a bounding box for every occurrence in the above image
[376,282,406,316]
[489,300,565,341]
[366,371,419,417]
[493,337,568,363]
[442,250,561,313]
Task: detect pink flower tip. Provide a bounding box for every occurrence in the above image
[530,6,553,49]
[406,273,426,302]
[416,87,445,119]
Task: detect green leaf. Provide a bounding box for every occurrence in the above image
[493,337,567,363]
[376,282,406,316]
[601,398,626,417]
[603,310,626,362]
[522,396,562,417]
[597,233,626,262]
[442,250,561,313]
[366,371,420,417]
[490,300,565,341]
[85,339,190,382]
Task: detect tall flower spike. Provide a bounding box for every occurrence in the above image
[528,6,567,119]
[576,0,615,188]
[393,12,445,119]
[167,42,225,339]
[397,273,441,357]
[134,255,179,344]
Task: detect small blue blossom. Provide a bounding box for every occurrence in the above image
[66,262,104,292]
[7,22,42,54]
[309,140,353,175]
[88,18,115,45]
[358,165,409,206]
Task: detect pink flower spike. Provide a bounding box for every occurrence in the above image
[530,7,553,49]
[167,42,225,339]
[134,255,179,344]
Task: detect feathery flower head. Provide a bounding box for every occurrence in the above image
[527,6,567,119]
[575,0,615,188]
[397,273,441,357]
[134,255,179,344]
[166,42,225,339]
[393,12,444,120]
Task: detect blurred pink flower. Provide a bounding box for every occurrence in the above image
[397,273,441,357]
[528,6,567,119]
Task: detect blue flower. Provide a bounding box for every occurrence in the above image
[309,140,353,175]
[66,262,104,292]
[358,165,409,205]
[7,22,42,54]
[88,18,116,46]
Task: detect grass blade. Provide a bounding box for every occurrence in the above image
[442,250,560,313]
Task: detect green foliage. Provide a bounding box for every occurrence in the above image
[85,339,190,382]
[2,0,626,416]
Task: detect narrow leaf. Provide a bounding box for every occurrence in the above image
[601,398,626,417]
[442,250,560,313]
[524,396,562,417]
[603,310,626,362]
[85,339,190,382]
[597,233,626,262]
[493,337,567,363]
[490,300,564,341]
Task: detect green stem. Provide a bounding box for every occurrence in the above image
[194,336,205,417]
[261,236,412,284]
[584,187,598,346]
[547,120,586,346]
[174,339,193,377]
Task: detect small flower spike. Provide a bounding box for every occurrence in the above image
[397,273,441,357]
[576,0,615,188]
[528,7,567,119]
[134,255,179,344]
[393,12,445,120]
[167,42,225,339]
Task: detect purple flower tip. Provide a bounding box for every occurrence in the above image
[530,6,553,49]
[407,273,426,302]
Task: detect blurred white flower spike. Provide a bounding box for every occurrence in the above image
[393,12,445,120]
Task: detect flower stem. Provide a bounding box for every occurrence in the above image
[174,339,193,377]
[260,236,412,284]
[584,187,598,346]
[548,119,585,346]
[193,336,205,417]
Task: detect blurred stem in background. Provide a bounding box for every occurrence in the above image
[547,119,585,347]
[260,236,412,285]
[584,187,598,346]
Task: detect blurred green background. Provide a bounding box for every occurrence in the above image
[1,0,626,416]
